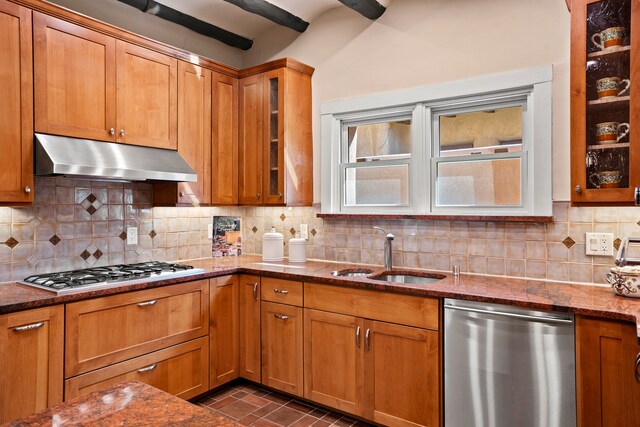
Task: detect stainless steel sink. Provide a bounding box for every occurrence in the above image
[331,269,374,277]
[370,273,445,285]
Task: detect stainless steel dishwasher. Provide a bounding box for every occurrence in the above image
[444,299,576,427]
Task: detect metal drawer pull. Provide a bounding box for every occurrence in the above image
[137,300,157,307]
[273,289,289,294]
[137,364,157,373]
[356,326,361,348]
[365,328,370,350]
[13,322,44,332]
[444,304,574,325]
[274,314,289,320]
[635,353,640,384]
[253,283,259,301]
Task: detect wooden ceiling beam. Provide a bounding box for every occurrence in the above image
[116,0,253,50]
[223,0,309,33]
[338,0,386,20]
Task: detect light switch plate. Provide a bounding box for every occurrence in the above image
[585,232,613,256]
[300,224,309,240]
[126,227,138,246]
[207,224,213,239]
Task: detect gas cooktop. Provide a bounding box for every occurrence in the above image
[20,261,205,295]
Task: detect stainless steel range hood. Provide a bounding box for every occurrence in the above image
[35,133,196,182]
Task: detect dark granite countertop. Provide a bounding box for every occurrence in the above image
[1,255,639,341]
[3,380,235,426]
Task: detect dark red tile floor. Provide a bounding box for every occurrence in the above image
[194,382,374,427]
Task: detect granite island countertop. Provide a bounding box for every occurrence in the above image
[3,380,235,426]
[1,255,639,341]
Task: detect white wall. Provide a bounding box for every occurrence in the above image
[243,0,572,202]
[47,0,244,68]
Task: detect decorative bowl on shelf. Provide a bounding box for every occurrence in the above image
[606,266,640,298]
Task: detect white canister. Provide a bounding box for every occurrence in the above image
[262,227,284,261]
[288,233,307,263]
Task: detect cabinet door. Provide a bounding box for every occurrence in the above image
[116,40,177,149]
[0,0,33,204]
[364,320,440,427]
[33,12,116,142]
[65,337,209,401]
[177,61,211,205]
[0,306,64,424]
[576,316,640,427]
[261,301,303,396]
[239,275,261,382]
[212,72,239,205]
[304,309,364,416]
[263,69,285,205]
[238,74,264,205]
[210,275,239,387]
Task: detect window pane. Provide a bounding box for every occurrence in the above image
[346,120,411,162]
[439,106,523,156]
[344,165,409,206]
[436,158,521,206]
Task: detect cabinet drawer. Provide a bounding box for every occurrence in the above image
[304,283,439,331]
[65,280,209,377]
[261,277,303,306]
[65,337,209,401]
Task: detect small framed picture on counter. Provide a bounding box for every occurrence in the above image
[212,216,242,257]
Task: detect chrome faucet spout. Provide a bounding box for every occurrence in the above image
[373,227,395,270]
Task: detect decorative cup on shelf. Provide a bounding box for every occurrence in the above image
[590,170,623,189]
[591,26,625,50]
[595,121,630,144]
[596,77,630,99]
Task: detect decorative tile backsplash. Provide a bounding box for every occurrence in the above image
[0,178,638,285]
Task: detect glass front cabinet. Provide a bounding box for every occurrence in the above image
[571,0,640,203]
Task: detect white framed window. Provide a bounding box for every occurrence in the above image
[320,66,552,217]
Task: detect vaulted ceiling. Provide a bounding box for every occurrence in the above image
[114,0,391,50]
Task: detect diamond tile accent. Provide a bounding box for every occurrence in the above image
[27,255,40,268]
[310,229,317,237]
[149,230,157,239]
[290,228,296,236]
[82,194,103,215]
[49,235,61,246]
[119,231,127,240]
[637,220,640,227]
[80,250,91,260]
[86,194,97,203]
[86,205,97,215]
[280,213,286,221]
[614,238,622,251]
[93,249,103,260]
[252,226,258,234]
[4,237,18,249]
[562,236,576,249]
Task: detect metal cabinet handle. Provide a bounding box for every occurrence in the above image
[635,352,640,384]
[179,192,185,197]
[24,186,31,193]
[120,129,125,137]
[257,192,262,199]
[278,192,283,199]
[109,128,115,135]
[365,328,370,350]
[137,300,157,307]
[253,282,259,301]
[273,288,288,294]
[356,326,361,348]
[575,185,582,194]
[13,322,44,332]
[274,313,289,320]
[137,364,157,373]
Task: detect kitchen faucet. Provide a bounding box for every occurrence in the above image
[373,226,395,270]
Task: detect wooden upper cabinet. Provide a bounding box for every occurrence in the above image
[0,305,64,424]
[116,41,178,149]
[33,12,116,142]
[239,74,265,205]
[0,0,33,204]
[212,72,239,205]
[576,316,640,427]
[570,0,640,204]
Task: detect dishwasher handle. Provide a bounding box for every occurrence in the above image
[444,304,573,325]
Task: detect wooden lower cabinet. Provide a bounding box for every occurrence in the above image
[210,276,239,387]
[261,301,303,396]
[239,275,261,382]
[0,305,64,424]
[576,316,640,427]
[65,337,209,401]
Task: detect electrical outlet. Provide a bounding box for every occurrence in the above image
[300,224,309,240]
[126,227,138,245]
[585,232,613,256]
[207,224,213,239]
